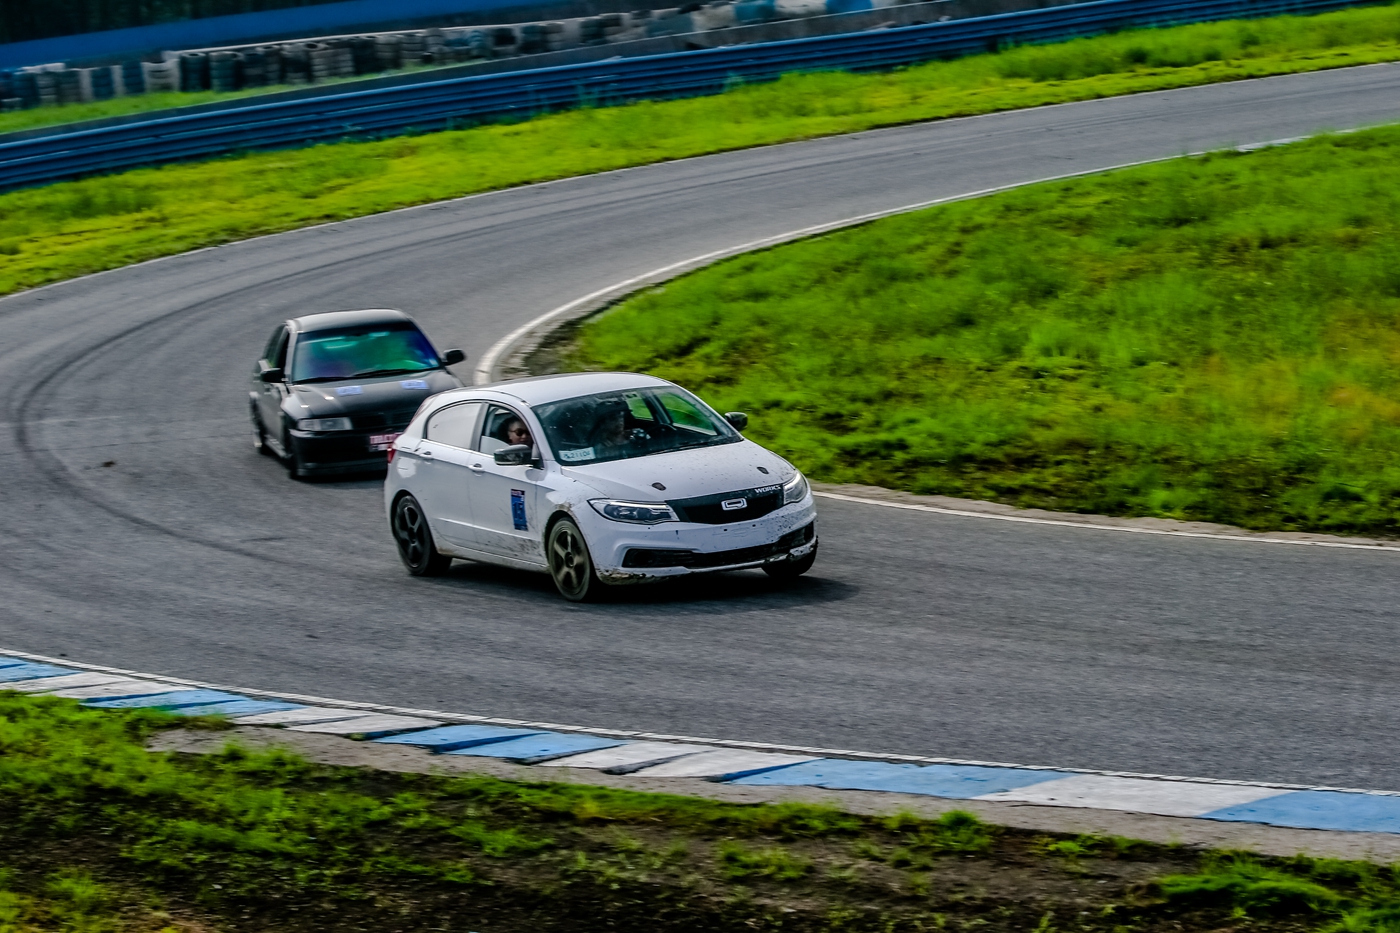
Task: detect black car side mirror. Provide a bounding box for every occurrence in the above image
[494,444,533,466]
[258,360,284,383]
[724,411,748,430]
[442,348,466,366]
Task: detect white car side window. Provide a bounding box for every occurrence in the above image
[426,402,483,449]
[477,404,531,455]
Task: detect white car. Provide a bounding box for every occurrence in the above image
[383,372,817,601]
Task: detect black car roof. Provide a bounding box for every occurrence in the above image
[290,309,413,333]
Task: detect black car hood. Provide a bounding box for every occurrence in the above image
[285,370,461,420]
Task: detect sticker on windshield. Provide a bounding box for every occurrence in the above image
[399,379,429,390]
[559,447,595,463]
[335,385,363,396]
[510,489,528,531]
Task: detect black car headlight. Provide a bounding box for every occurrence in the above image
[589,499,677,524]
[297,417,353,432]
[783,472,809,505]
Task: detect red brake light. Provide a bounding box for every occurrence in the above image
[386,446,397,464]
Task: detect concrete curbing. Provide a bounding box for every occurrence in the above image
[7,647,1400,838]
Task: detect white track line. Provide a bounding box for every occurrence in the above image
[5,645,1398,798]
[814,491,1400,552]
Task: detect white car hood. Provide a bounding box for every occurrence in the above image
[561,440,794,501]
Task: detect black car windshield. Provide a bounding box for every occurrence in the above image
[533,386,740,465]
[290,323,439,383]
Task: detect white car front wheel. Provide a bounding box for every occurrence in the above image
[548,517,602,602]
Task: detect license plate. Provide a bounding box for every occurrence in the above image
[369,432,401,451]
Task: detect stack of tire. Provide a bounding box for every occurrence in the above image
[306,43,333,81]
[374,34,402,70]
[334,41,355,77]
[84,66,116,100]
[350,37,378,74]
[141,60,179,92]
[32,71,59,106]
[241,47,281,87]
[9,71,39,109]
[121,60,146,95]
[491,27,518,53]
[281,43,312,83]
[543,21,569,50]
[0,70,20,111]
[422,28,447,63]
[518,24,546,54]
[400,32,427,65]
[466,29,492,58]
[601,13,628,38]
[210,51,242,92]
[56,69,82,104]
[179,51,209,91]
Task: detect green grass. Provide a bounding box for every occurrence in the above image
[9,690,1400,932]
[571,126,1400,535]
[8,3,1400,298]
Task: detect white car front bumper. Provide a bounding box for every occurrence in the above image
[578,496,819,583]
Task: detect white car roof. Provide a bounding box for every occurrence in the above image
[443,372,674,408]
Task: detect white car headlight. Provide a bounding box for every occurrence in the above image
[297,417,353,432]
[589,499,677,524]
[782,472,809,505]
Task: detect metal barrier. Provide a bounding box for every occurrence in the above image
[0,0,1372,191]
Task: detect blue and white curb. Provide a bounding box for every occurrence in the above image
[5,651,1400,836]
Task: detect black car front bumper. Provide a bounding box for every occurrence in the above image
[288,429,395,475]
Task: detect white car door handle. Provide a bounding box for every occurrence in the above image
[469,462,485,472]
[419,449,433,459]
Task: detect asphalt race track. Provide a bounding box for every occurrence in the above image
[5,64,1400,790]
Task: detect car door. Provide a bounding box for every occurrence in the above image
[465,403,545,563]
[256,325,290,445]
[408,401,484,551]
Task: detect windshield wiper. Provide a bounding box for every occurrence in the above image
[294,367,434,384]
[347,367,436,379]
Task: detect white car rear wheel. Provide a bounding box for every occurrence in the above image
[548,517,602,602]
[393,495,452,577]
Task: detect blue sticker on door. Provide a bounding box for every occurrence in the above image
[510,489,528,531]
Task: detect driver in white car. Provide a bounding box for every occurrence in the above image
[505,418,534,451]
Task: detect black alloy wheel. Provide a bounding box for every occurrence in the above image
[547,517,601,602]
[392,495,452,576]
[763,543,818,580]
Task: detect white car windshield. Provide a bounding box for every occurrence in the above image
[534,387,740,465]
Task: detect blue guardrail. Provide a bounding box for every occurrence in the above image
[0,0,1374,191]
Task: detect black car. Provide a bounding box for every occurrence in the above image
[251,309,465,477]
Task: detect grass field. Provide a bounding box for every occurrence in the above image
[6,3,1400,298]
[4,690,1400,932]
[570,127,1400,535]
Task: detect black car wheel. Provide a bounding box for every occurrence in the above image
[392,495,452,576]
[548,517,602,602]
[763,543,818,581]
